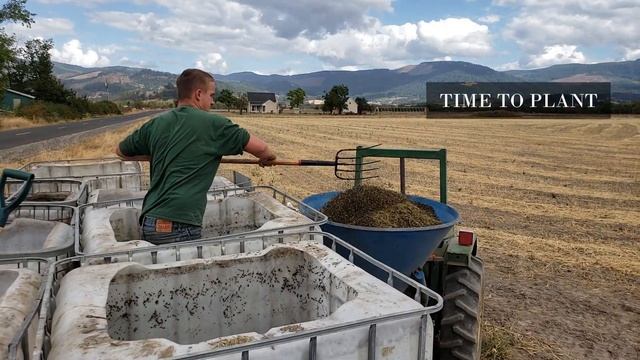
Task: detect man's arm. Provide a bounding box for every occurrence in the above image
[114,145,151,162]
[244,134,276,167]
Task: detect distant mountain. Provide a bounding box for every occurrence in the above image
[506,59,640,101]
[214,62,521,103]
[53,59,640,103]
[52,62,249,101]
[53,62,178,100]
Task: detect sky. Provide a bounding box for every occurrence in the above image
[7,0,640,75]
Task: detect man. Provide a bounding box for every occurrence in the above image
[116,68,276,244]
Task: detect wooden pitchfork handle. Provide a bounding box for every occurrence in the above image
[221,158,336,166]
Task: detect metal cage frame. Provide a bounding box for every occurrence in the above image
[35,231,443,360]
[0,257,49,360]
[74,185,327,256]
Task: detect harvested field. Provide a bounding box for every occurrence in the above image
[225,114,640,360]
[2,114,639,359]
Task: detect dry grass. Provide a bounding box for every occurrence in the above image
[0,119,146,171]
[482,322,571,360]
[0,115,45,131]
[2,113,639,359]
[0,108,151,132]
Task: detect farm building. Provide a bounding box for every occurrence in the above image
[1,89,35,111]
[305,98,358,113]
[247,92,277,113]
[345,97,358,114]
[306,99,325,106]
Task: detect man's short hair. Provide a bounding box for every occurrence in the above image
[176,69,215,100]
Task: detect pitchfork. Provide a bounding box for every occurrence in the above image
[221,144,381,180]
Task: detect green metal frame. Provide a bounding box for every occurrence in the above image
[444,235,477,267]
[353,146,448,203]
[1,169,35,227]
[424,230,476,286]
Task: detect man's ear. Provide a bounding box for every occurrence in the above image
[194,88,201,101]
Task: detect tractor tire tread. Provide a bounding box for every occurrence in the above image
[437,256,484,360]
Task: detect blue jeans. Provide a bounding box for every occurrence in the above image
[141,216,202,245]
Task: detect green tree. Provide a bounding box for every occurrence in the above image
[217,88,237,111]
[157,81,176,100]
[286,87,305,109]
[0,0,34,91]
[0,0,33,24]
[236,93,248,115]
[12,38,71,103]
[355,97,370,115]
[0,34,15,89]
[322,84,349,114]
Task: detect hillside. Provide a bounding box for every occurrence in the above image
[214,62,521,102]
[52,63,249,101]
[53,59,640,103]
[506,59,640,101]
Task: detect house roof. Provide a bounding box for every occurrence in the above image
[5,89,35,99]
[247,92,276,104]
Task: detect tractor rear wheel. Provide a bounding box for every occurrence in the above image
[437,255,484,360]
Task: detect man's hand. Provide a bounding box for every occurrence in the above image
[258,153,277,167]
[244,134,276,167]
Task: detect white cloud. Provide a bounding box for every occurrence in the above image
[416,18,491,55]
[302,18,491,68]
[337,65,360,71]
[97,45,123,55]
[233,0,392,39]
[91,9,272,53]
[500,0,640,61]
[36,0,108,6]
[623,48,640,61]
[195,53,228,74]
[525,45,585,68]
[5,17,74,40]
[50,39,111,67]
[91,1,493,71]
[119,57,157,68]
[478,15,500,24]
[495,61,520,70]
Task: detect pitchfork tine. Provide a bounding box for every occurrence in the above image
[333,144,383,180]
[335,160,380,167]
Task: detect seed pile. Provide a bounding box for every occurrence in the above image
[322,185,442,228]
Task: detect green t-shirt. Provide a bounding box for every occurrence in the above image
[119,106,250,226]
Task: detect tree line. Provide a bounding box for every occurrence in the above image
[1,0,121,120]
[288,84,371,114]
[215,89,249,114]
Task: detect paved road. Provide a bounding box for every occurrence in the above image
[0,110,165,150]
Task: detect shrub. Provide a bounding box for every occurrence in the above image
[89,101,121,115]
[15,99,122,122]
[16,101,82,122]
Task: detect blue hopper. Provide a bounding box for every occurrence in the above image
[302,191,460,285]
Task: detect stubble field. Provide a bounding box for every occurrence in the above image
[2,113,638,359]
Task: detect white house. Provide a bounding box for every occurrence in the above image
[306,98,358,113]
[306,99,325,106]
[247,92,278,113]
[345,98,358,114]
